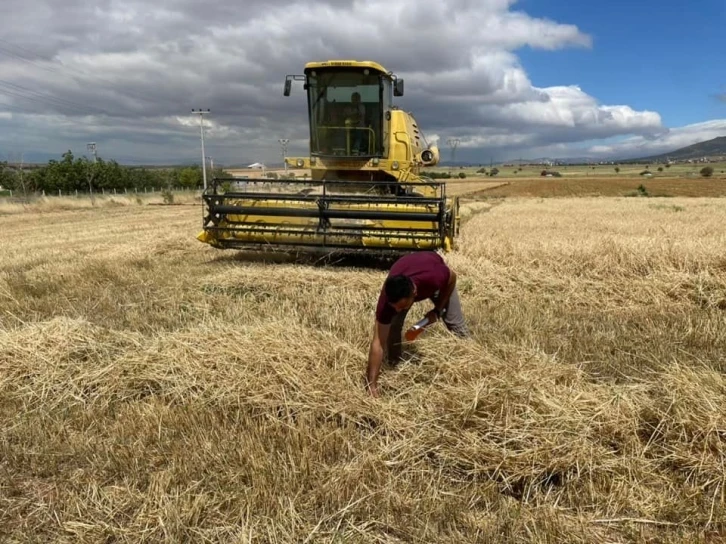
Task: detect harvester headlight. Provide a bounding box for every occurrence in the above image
[392,161,400,170]
[371,158,379,166]
[421,150,433,163]
[296,159,304,167]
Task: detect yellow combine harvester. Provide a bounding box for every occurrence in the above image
[197,60,460,255]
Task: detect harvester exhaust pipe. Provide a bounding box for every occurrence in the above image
[420,145,440,167]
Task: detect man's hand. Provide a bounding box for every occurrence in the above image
[366,382,380,398]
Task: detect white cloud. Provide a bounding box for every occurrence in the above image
[476,85,663,135]
[0,0,722,164]
[585,119,726,159]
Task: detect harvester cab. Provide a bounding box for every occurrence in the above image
[197,60,460,255]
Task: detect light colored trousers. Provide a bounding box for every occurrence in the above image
[387,285,470,363]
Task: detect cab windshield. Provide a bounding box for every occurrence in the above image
[306,69,385,158]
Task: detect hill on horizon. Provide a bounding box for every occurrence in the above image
[626,136,726,163]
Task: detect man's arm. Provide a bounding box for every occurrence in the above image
[431,268,457,320]
[365,320,389,397]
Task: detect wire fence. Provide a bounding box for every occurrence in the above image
[0,186,202,200]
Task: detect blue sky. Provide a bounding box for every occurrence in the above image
[517,0,726,127]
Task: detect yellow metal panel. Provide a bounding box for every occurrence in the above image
[304,60,389,74]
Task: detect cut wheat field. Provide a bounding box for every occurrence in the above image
[1,194,725,543]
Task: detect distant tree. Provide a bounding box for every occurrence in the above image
[179,166,202,188]
[665,164,671,168]
[489,167,499,177]
[700,166,714,178]
[458,172,466,179]
[422,171,452,179]
[614,167,620,173]
[658,167,663,172]
[0,161,14,190]
[12,152,230,196]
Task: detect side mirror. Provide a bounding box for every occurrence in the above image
[394,79,404,97]
[284,74,306,96]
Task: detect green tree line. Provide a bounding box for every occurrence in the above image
[0,151,225,195]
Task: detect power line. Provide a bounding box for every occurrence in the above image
[0,39,66,76]
[0,37,212,162]
[278,138,289,174]
[0,38,167,120]
[447,138,460,173]
[0,37,157,105]
[0,79,112,116]
[87,142,98,163]
[0,85,88,114]
[0,96,30,115]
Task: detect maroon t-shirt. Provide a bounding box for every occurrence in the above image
[375,251,451,325]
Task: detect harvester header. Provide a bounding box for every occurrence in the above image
[197,59,460,255]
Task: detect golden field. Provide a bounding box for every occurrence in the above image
[1,186,725,543]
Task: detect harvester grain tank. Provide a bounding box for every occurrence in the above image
[197,60,460,255]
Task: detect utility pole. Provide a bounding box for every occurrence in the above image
[192,109,211,190]
[447,138,460,174]
[278,138,289,175]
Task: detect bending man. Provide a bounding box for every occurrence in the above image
[365,251,470,397]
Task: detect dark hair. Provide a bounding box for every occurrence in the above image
[384,275,414,303]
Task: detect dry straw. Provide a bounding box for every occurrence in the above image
[1,196,724,542]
